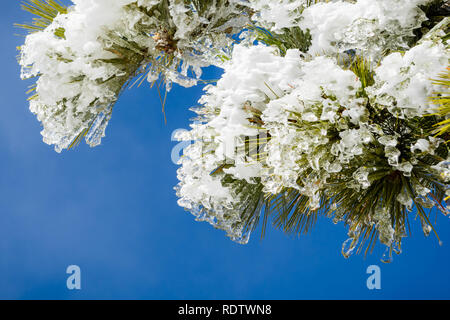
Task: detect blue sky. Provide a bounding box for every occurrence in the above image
[0,1,449,300]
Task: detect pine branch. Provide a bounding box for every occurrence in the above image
[249,25,312,55]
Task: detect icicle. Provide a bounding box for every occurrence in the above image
[85,111,112,148]
[231,228,253,245]
[392,240,402,255]
[381,246,393,264]
[421,221,432,237]
[342,238,357,259]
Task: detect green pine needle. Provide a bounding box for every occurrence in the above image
[15,0,67,38]
[430,67,450,138]
[249,24,312,56]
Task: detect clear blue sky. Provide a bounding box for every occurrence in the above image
[0,2,449,300]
